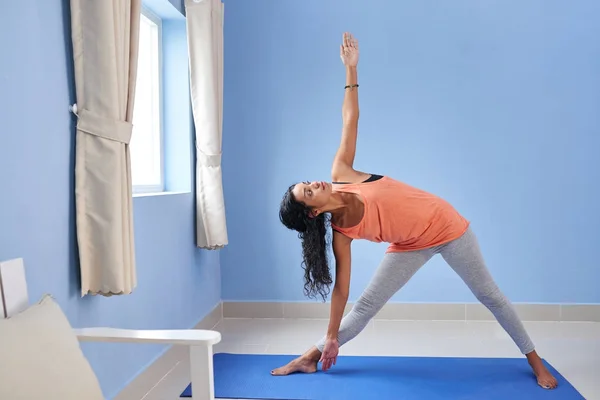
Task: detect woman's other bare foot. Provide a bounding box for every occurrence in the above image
[526,350,558,389]
[271,346,321,376]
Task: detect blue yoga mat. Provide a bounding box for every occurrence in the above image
[181,353,584,399]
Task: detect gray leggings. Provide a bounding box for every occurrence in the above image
[316,227,535,355]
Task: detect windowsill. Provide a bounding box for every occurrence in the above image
[133,190,191,198]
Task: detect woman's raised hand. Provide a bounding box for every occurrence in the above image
[340,32,359,67]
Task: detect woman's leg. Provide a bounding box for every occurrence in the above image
[271,249,434,375]
[316,250,435,350]
[440,227,558,389]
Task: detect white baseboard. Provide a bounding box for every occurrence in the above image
[113,302,222,400]
[222,301,600,323]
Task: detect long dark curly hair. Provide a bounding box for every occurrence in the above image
[279,184,333,301]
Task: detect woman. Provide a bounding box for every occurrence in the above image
[275,32,558,390]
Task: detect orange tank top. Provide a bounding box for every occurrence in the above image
[330,176,470,252]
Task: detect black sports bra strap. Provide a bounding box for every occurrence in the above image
[333,174,383,185]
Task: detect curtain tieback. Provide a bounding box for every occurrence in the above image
[76,107,133,145]
[197,151,221,167]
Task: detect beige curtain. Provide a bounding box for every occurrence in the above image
[70,0,140,295]
[185,0,228,249]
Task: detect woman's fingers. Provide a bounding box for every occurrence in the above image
[342,32,358,52]
[349,33,357,47]
[320,356,337,371]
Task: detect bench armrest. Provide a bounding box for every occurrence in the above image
[74,327,221,346]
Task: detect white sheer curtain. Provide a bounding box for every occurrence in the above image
[69,0,140,295]
[185,0,228,249]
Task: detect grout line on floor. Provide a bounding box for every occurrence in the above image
[141,360,183,400]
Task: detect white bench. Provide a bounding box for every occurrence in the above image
[0,258,220,400]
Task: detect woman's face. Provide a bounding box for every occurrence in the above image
[292,180,332,211]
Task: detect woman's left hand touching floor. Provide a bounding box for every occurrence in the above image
[319,337,340,371]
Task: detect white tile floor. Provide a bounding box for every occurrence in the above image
[143,318,600,400]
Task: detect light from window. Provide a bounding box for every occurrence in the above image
[131,9,163,193]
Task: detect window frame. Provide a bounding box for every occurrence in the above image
[132,6,165,195]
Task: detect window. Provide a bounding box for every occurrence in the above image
[131,8,163,194]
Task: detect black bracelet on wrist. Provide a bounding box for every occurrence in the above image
[344,84,359,90]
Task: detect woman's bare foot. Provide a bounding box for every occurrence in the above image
[271,346,321,376]
[270,356,318,376]
[526,350,558,389]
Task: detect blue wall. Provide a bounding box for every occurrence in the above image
[0,1,220,398]
[220,0,600,304]
[163,18,193,192]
